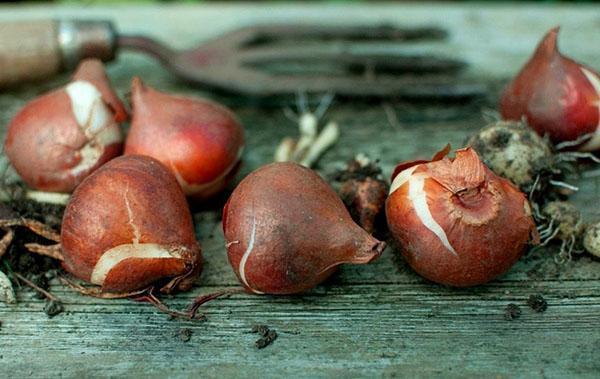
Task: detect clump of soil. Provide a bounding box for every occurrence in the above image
[331,154,388,236]
[251,324,278,349]
[177,328,193,342]
[504,303,522,321]
[527,294,548,313]
[0,192,64,309]
[43,299,64,318]
[6,187,65,229]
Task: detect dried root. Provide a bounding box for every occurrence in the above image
[59,275,146,299]
[60,274,236,321]
[275,93,340,168]
[0,227,14,260]
[536,201,585,263]
[0,218,63,260]
[14,272,61,302]
[25,190,70,206]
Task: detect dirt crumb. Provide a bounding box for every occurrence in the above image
[43,299,64,318]
[504,303,522,321]
[251,324,278,349]
[178,328,193,342]
[527,294,548,313]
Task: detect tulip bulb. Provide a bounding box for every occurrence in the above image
[500,27,600,151]
[467,120,555,192]
[61,155,201,293]
[386,147,537,287]
[223,162,385,295]
[583,222,600,258]
[125,78,244,199]
[4,59,125,193]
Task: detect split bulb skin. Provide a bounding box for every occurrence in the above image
[72,59,129,123]
[223,162,386,295]
[125,78,244,200]
[61,155,201,294]
[4,59,125,193]
[386,148,537,287]
[500,27,600,151]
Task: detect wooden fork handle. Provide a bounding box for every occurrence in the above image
[0,19,117,88]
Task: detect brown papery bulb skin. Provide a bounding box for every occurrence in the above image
[4,59,125,193]
[125,78,244,200]
[500,27,600,151]
[61,155,201,294]
[386,148,537,287]
[223,162,386,295]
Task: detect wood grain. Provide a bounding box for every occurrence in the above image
[1,4,600,379]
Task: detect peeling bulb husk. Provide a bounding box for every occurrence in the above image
[386,147,537,287]
[223,162,385,295]
[4,59,125,193]
[61,155,202,294]
[500,27,600,151]
[125,77,244,200]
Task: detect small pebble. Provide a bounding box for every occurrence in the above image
[504,303,521,321]
[527,294,548,313]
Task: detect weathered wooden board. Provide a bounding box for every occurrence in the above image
[1,4,600,379]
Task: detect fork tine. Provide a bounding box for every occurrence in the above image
[241,24,448,44]
[181,65,486,100]
[240,46,466,74]
[201,24,448,49]
[253,76,486,99]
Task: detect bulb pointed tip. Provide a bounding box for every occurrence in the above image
[350,237,386,264]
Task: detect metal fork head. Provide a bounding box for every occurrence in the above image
[120,24,485,101]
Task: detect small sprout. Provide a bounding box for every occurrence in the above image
[276,93,339,168]
[583,222,600,258]
[299,121,340,168]
[274,138,296,163]
[0,270,16,305]
[25,190,70,206]
[291,113,318,162]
